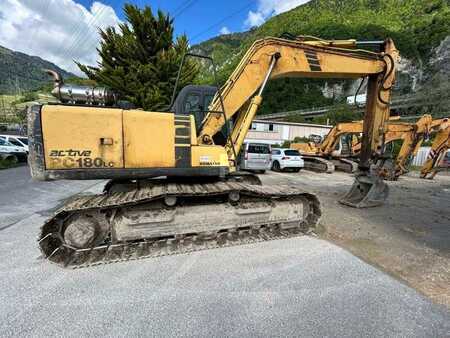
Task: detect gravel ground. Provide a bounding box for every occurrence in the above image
[262,170,450,307]
[0,166,449,337]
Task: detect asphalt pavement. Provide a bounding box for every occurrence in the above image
[0,165,100,230]
[0,166,449,337]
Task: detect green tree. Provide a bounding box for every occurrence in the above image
[287,103,362,125]
[76,4,198,110]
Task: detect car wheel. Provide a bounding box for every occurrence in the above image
[293,168,301,173]
[5,155,18,165]
[272,161,280,172]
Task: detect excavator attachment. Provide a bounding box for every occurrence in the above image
[339,171,389,208]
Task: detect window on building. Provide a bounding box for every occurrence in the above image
[250,123,257,130]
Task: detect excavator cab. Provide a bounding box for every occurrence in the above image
[170,85,229,145]
[170,85,216,131]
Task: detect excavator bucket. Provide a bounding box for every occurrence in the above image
[339,172,388,208]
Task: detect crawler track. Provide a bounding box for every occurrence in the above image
[302,156,335,173]
[39,181,320,269]
[332,158,359,173]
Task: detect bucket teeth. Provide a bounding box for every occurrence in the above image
[339,172,388,208]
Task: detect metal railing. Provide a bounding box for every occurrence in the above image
[257,90,450,121]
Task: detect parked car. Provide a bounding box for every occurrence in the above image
[0,138,27,162]
[271,148,304,172]
[0,135,29,153]
[237,143,272,173]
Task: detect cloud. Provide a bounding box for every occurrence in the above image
[219,26,231,35]
[244,0,310,28]
[244,11,265,28]
[0,0,121,75]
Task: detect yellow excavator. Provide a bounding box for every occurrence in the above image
[291,121,364,173]
[420,118,450,179]
[290,117,404,174]
[28,35,398,268]
[292,115,448,180]
[378,116,448,180]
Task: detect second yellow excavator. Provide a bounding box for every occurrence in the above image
[420,118,450,179]
[378,116,448,180]
[28,35,398,268]
[291,121,364,173]
[292,115,448,181]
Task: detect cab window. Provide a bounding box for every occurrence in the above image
[184,93,201,112]
[204,95,214,111]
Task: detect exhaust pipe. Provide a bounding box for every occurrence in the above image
[44,69,117,106]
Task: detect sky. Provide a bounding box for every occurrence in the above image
[0,0,310,75]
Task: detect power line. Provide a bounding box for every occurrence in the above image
[171,0,198,18]
[59,4,108,65]
[190,0,254,43]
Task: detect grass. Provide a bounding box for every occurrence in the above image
[0,94,18,104]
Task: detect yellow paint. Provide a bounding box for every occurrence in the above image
[123,110,175,168]
[191,146,228,167]
[190,115,198,145]
[41,105,124,169]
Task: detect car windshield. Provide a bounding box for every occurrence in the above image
[18,138,28,145]
[248,144,270,154]
[285,150,300,156]
[0,138,14,146]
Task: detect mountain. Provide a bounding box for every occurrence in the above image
[191,0,450,116]
[0,45,75,94]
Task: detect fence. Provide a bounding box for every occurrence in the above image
[412,147,430,166]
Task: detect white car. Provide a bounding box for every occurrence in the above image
[0,135,29,153]
[271,148,304,172]
[0,138,27,162]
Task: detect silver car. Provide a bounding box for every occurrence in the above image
[238,143,272,173]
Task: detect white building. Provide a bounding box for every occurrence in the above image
[244,120,332,145]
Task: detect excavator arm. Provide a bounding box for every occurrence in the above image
[420,118,450,179]
[320,121,364,154]
[197,36,398,207]
[199,37,395,149]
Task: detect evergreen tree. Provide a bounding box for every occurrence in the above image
[77,4,198,110]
